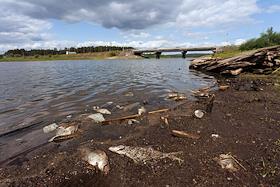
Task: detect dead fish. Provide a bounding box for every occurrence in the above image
[109,145,183,164]
[167,93,187,101]
[194,110,204,119]
[124,92,134,97]
[80,148,110,175]
[138,106,146,115]
[95,108,111,115]
[123,102,140,112]
[88,113,106,123]
[219,85,230,91]
[43,123,58,133]
[214,154,242,172]
[49,125,78,142]
[128,119,140,125]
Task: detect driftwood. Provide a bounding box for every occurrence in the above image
[190,46,280,76]
[171,130,200,140]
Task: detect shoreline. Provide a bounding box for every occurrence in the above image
[1,72,279,186]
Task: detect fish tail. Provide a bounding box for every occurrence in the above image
[167,151,184,164]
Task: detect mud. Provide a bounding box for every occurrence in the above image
[1,74,280,186]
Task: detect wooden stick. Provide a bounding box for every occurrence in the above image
[272,67,280,74]
[148,108,169,114]
[101,108,170,125]
[230,155,247,171]
[102,114,140,125]
[171,130,200,140]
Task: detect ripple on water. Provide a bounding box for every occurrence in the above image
[0,59,216,131]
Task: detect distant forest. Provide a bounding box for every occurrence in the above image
[4,46,134,57]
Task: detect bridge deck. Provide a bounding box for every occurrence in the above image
[133,47,218,55]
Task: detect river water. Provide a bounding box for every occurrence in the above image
[0,58,215,135]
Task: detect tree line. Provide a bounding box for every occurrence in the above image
[240,27,280,51]
[4,46,133,57]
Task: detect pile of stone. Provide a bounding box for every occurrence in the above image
[190,46,280,76]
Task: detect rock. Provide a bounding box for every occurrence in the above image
[194,110,204,119]
[43,123,58,133]
[80,149,110,175]
[88,113,106,123]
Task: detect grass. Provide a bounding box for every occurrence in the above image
[0,51,138,62]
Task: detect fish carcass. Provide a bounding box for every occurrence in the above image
[109,145,183,164]
[48,125,78,142]
[80,148,110,175]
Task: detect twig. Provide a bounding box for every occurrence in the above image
[102,108,170,125]
[171,130,200,140]
[272,67,280,74]
[148,108,169,114]
[230,155,247,171]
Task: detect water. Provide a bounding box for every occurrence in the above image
[0,58,215,134]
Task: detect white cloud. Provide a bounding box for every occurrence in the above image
[0,0,260,52]
[265,5,280,13]
[234,39,246,45]
[177,0,259,27]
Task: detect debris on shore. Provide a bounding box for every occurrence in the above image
[214,154,246,172]
[49,125,78,142]
[190,46,280,75]
[94,108,112,115]
[194,110,205,119]
[80,148,110,175]
[138,106,147,115]
[171,130,200,140]
[43,123,58,133]
[109,145,183,164]
[88,113,106,123]
[167,92,187,101]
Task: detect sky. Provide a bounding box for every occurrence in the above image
[0,0,280,53]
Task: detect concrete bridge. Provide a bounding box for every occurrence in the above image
[133,47,220,59]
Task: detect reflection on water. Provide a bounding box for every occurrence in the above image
[0,58,215,133]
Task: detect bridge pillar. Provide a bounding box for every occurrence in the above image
[182,51,187,58]
[155,52,162,59]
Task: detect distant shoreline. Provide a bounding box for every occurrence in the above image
[0,51,209,62]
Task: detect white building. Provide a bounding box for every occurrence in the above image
[66,51,77,55]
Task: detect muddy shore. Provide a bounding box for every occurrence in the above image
[1,74,280,186]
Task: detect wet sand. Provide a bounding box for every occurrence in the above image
[1,74,280,186]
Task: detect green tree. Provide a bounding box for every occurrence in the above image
[240,27,280,51]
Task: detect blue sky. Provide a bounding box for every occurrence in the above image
[0,0,280,52]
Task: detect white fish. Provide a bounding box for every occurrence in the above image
[43,123,58,133]
[138,106,146,115]
[128,119,140,125]
[95,109,111,115]
[215,154,240,172]
[80,149,110,175]
[194,110,204,119]
[48,125,78,142]
[88,113,106,123]
[109,145,183,164]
